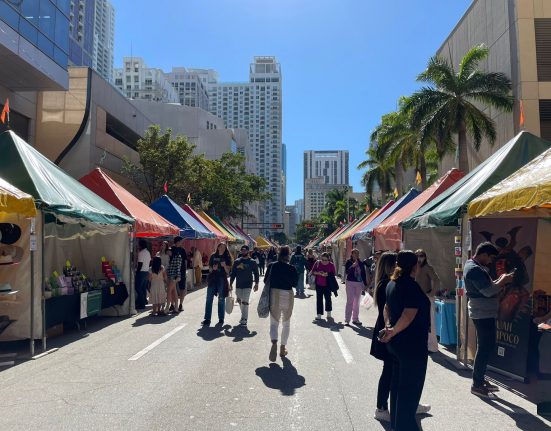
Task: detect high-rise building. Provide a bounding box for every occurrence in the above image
[92,0,115,83]
[284,205,298,238]
[68,0,95,67]
[303,150,349,220]
[294,199,304,223]
[167,67,209,110]
[201,57,283,229]
[113,57,179,103]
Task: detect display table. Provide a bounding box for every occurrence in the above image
[101,283,128,308]
[45,294,80,329]
[435,299,457,345]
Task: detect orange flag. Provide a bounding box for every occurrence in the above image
[416,171,422,185]
[519,100,525,129]
[393,188,399,198]
[0,98,9,124]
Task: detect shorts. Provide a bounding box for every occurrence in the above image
[236,287,252,303]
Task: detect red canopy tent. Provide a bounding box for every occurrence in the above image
[79,168,180,237]
[374,168,465,251]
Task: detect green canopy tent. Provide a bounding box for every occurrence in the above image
[400,131,551,364]
[0,131,133,350]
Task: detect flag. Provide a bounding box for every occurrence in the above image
[163,182,168,193]
[0,98,9,124]
[519,100,525,129]
[416,171,422,185]
[187,193,191,203]
[349,215,353,222]
[393,188,399,198]
[365,204,370,213]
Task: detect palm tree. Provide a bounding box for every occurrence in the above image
[358,146,394,206]
[405,44,514,173]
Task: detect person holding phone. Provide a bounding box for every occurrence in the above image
[310,252,336,321]
[464,242,514,398]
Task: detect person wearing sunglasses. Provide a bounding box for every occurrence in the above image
[414,249,441,353]
[310,252,336,320]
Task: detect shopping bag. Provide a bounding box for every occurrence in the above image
[361,291,374,310]
[257,269,271,318]
[225,294,235,315]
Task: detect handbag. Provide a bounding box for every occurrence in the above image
[225,293,235,315]
[308,261,318,286]
[361,292,374,310]
[257,267,271,318]
[327,273,339,297]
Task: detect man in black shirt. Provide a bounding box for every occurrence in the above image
[230,245,259,326]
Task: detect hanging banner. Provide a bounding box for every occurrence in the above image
[471,218,537,380]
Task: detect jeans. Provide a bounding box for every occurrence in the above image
[295,271,305,295]
[345,280,363,322]
[204,277,225,322]
[472,318,496,387]
[135,271,149,309]
[377,358,393,410]
[270,289,294,345]
[236,287,252,321]
[388,346,428,431]
[316,285,332,315]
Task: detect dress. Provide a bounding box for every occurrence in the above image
[149,270,167,304]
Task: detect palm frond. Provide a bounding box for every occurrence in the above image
[417,55,457,92]
[458,44,489,82]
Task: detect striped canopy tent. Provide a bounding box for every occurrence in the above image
[228,223,257,247]
[181,204,227,240]
[320,225,347,247]
[199,211,238,242]
[150,196,214,239]
[330,212,374,244]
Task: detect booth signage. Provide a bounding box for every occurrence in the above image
[471,218,537,380]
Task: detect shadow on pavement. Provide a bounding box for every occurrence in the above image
[132,312,178,327]
[196,323,232,341]
[347,324,374,339]
[312,318,345,331]
[482,397,551,431]
[255,357,306,396]
[224,325,258,342]
[429,351,471,380]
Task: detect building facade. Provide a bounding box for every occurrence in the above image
[92,0,115,83]
[167,67,209,110]
[284,205,298,239]
[437,0,551,173]
[113,57,178,103]
[304,178,348,220]
[204,57,284,228]
[294,198,304,223]
[68,0,95,68]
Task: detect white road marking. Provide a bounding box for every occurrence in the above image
[332,331,354,364]
[128,324,187,361]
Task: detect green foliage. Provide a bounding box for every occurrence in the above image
[123,125,270,219]
[295,220,318,246]
[272,231,288,245]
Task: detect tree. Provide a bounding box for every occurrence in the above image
[405,44,514,173]
[295,221,318,246]
[358,146,394,206]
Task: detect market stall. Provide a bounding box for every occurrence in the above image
[255,235,274,250]
[0,176,37,354]
[401,131,551,362]
[0,130,133,349]
[468,146,551,384]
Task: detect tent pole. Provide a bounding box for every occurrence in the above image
[29,216,36,356]
[129,227,136,315]
[41,212,46,351]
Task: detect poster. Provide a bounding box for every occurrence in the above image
[471,218,537,380]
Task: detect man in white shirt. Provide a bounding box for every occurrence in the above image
[136,239,151,310]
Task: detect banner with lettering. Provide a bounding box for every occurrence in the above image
[471,218,537,380]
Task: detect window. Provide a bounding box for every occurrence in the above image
[536,19,551,81]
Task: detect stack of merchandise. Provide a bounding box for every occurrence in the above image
[101,257,122,284]
[45,261,91,298]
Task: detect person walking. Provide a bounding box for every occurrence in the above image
[230,245,260,326]
[172,242,188,312]
[310,252,336,321]
[148,256,167,316]
[193,247,203,287]
[258,250,266,276]
[415,249,441,353]
[290,246,307,297]
[166,237,184,314]
[265,246,298,361]
[464,242,513,398]
[306,249,316,290]
[202,243,233,326]
[344,249,368,326]
[380,250,431,431]
[371,252,397,422]
[135,239,151,310]
[267,247,277,265]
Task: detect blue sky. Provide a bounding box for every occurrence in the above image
[111,0,472,205]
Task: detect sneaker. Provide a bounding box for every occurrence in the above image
[484,381,500,392]
[416,404,431,414]
[327,312,332,319]
[374,409,391,422]
[169,304,175,312]
[178,304,183,312]
[352,320,363,326]
[269,343,278,362]
[315,314,322,320]
[239,319,247,326]
[201,319,211,326]
[471,384,494,399]
[217,319,224,326]
[345,320,350,326]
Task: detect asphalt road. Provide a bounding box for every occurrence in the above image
[0,280,549,431]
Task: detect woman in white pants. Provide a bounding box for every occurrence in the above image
[414,249,441,353]
[264,246,298,362]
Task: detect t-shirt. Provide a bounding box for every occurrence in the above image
[290,253,307,273]
[265,261,298,290]
[209,252,232,277]
[464,259,501,319]
[386,276,430,358]
[230,257,259,289]
[313,261,336,287]
[137,249,151,273]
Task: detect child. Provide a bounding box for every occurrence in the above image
[149,256,167,316]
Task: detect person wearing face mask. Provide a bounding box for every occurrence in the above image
[230,245,260,326]
[414,249,441,353]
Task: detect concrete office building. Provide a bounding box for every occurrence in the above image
[284,205,298,239]
[203,57,284,230]
[0,0,71,144]
[92,0,115,83]
[437,0,551,173]
[167,67,209,110]
[114,57,178,103]
[304,178,348,220]
[295,199,304,223]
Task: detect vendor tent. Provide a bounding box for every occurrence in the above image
[80,168,180,237]
[199,211,237,242]
[150,196,214,239]
[402,131,551,230]
[255,235,273,249]
[468,146,551,217]
[374,169,465,251]
[321,224,350,247]
[0,176,37,217]
[181,204,226,240]
[353,189,420,241]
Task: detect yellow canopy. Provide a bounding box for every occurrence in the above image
[198,211,237,242]
[0,176,37,217]
[255,235,272,249]
[468,147,551,218]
